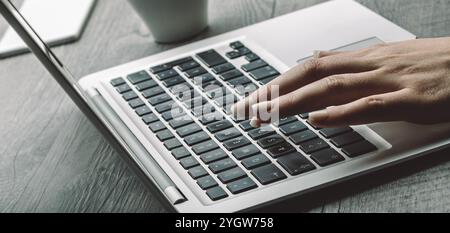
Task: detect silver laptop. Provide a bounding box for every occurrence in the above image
[2,0,450,213]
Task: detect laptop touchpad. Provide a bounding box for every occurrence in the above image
[296,37,384,64]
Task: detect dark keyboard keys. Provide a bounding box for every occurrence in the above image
[219,70,243,81]
[267,142,296,158]
[251,164,287,185]
[299,113,309,119]
[162,76,185,87]
[237,47,251,55]
[162,108,185,121]
[342,141,377,158]
[116,84,131,94]
[218,167,247,183]
[184,67,207,78]
[330,132,364,147]
[242,154,271,169]
[148,93,171,105]
[245,53,259,62]
[242,60,267,72]
[123,91,138,101]
[198,176,218,190]
[239,120,255,131]
[199,112,223,125]
[176,123,202,137]
[232,144,260,160]
[178,60,199,71]
[142,113,158,124]
[227,177,257,194]
[196,50,227,68]
[248,126,276,140]
[127,71,151,84]
[257,134,285,149]
[235,83,258,96]
[164,138,182,150]
[279,121,308,135]
[142,86,165,98]
[172,147,191,160]
[277,152,316,175]
[320,127,353,138]
[224,136,251,151]
[193,73,215,85]
[200,149,228,164]
[226,51,241,59]
[193,140,219,154]
[156,129,174,141]
[169,116,194,129]
[227,76,252,87]
[311,148,345,167]
[207,120,233,133]
[289,130,318,145]
[184,131,209,146]
[188,166,208,179]
[209,158,237,174]
[150,57,192,74]
[259,75,277,85]
[154,100,175,113]
[180,156,200,169]
[149,121,166,133]
[212,63,235,74]
[135,79,158,91]
[273,117,297,127]
[110,78,125,87]
[299,138,329,154]
[230,41,244,49]
[136,106,152,116]
[129,98,145,109]
[206,186,228,201]
[215,128,241,142]
[249,66,280,81]
[155,69,178,80]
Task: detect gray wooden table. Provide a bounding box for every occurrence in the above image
[1,0,450,213]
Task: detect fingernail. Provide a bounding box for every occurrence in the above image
[250,118,261,128]
[313,50,322,59]
[309,109,329,124]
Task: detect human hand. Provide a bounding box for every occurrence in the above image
[232,38,450,128]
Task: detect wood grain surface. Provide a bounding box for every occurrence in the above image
[0,0,449,213]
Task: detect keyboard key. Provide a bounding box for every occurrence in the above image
[141,86,165,98]
[155,100,175,113]
[164,138,182,150]
[200,149,228,164]
[156,129,174,141]
[248,126,276,140]
[251,164,287,185]
[311,148,345,167]
[214,95,238,108]
[279,121,308,135]
[155,69,178,80]
[192,140,219,154]
[289,130,318,145]
[149,121,166,133]
[273,117,297,127]
[224,136,251,151]
[299,113,309,119]
[185,131,209,146]
[237,47,252,55]
[148,93,171,105]
[219,70,243,81]
[135,79,158,91]
[230,41,244,49]
[135,106,152,116]
[232,144,260,160]
[242,60,267,72]
[193,73,215,85]
[192,103,215,117]
[199,112,223,125]
[218,167,247,183]
[277,152,316,175]
[235,83,258,96]
[142,113,158,124]
[267,142,296,158]
[198,176,218,190]
[215,128,241,142]
[161,108,185,121]
[178,60,199,71]
[299,138,329,154]
[116,84,131,94]
[110,78,125,87]
[239,120,255,131]
[207,120,233,133]
[196,50,227,67]
[172,147,191,160]
[330,132,364,147]
[320,127,353,138]
[123,91,138,101]
[227,177,257,194]
[245,53,259,62]
[342,140,377,158]
[162,76,185,87]
[169,116,194,129]
[129,98,145,109]
[206,186,228,201]
[226,51,241,59]
[183,96,207,109]
[209,158,237,174]
[150,57,192,74]
[257,134,285,149]
[307,120,322,130]
[188,166,208,179]
[259,75,277,85]
[184,67,207,78]
[249,66,280,80]
[242,154,271,169]
[227,76,252,87]
[176,123,202,137]
[127,71,151,84]
[212,63,235,74]
[180,156,199,169]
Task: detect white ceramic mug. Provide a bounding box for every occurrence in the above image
[128,0,209,43]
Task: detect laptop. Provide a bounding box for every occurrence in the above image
[1,0,450,213]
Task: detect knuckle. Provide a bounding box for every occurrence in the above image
[364,96,387,110]
[303,58,323,76]
[323,75,346,91]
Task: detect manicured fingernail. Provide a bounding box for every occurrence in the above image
[250,118,261,128]
[309,109,329,124]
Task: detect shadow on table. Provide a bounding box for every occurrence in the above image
[251,146,450,213]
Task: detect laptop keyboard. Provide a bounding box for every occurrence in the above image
[109,41,377,202]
